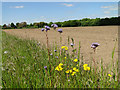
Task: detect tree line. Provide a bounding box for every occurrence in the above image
[2,17,120,29]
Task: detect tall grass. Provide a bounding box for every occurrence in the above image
[2,31,120,88]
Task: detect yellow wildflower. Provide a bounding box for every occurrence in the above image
[61,46,68,50]
[74,59,78,62]
[83,64,88,67]
[108,74,112,77]
[55,66,59,71]
[75,69,79,72]
[71,72,76,76]
[87,67,90,71]
[59,67,63,71]
[70,70,72,73]
[73,67,77,71]
[65,57,66,59]
[76,64,79,66]
[65,47,68,50]
[55,63,63,71]
[84,66,90,71]
[59,63,63,66]
[66,70,70,73]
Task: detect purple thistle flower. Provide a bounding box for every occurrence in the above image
[54,24,58,27]
[45,29,48,32]
[55,56,58,59]
[58,29,63,33]
[50,53,53,56]
[51,24,58,27]
[54,50,57,52]
[51,24,58,30]
[41,28,44,32]
[71,43,74,46]
[45,26,50,30]
[91,43,100,49]
[44,66,47,69]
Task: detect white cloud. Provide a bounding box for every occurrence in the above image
[101,4,118,11]
[101,6,112,9]
[10,6,24,8]
[62,3,73,7]
[104,11,110,14]
[109,7,117,11]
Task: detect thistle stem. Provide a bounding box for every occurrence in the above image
[45,32,52,87]
[45,32,51,73]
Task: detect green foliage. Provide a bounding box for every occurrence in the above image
[2,17,120,29]
[10,23,16,29]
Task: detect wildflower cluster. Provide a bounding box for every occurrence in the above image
[41,25,50,32]
[55,63,63,71]
[65,67,79,76]
[83,64,90,71]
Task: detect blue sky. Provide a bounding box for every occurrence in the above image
[2,2,118,25]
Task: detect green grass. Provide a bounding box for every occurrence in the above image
[2,31,120,88]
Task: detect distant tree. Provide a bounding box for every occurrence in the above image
[55,22,62,27]
[48,22,53,27]
[22,22,27,27]
[39,22,46,28]
[16,23,19,28]
[2,24,7,29]
[10,23,16,29]
[33,23,39,28]
[30,23,33,27]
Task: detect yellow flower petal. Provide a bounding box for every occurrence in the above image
[65,47,68,50]
[87,67,90,71]
[83,64,88,67]
[71,72,76,76]
[59,68,63,71]
[84,66,90,71]
[66,70,70,73]
[55,66,59,71]
[70,70,72,73]
[73,67,77,71]
[65,57,67,59]
[108,74,112,77]
[61,46,68,50]
[74,59,78,62]
[84,67,88,71]
[59,63,63,66]
[75,69,79,72]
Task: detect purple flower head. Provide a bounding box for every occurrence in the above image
[55,56,58,59]
[51,24,58,27]
[51,24,54,27]
[44,66,47,69]
[51,24,58,30]
[45,26,50,30]
[45,29,48,32]
[54,24,58,28]
[54,50,57,52]
[91,43,100,49]
[50,53,53,56]
[58,29,63,33]
[71,43,74,46]
[41,28,44,32]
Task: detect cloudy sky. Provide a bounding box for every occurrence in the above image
[2,2,118,25]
